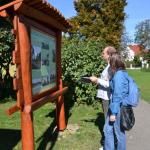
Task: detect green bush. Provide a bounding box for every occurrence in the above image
[0,17,14,71]
[125,60,133,68]
[133,55,141,67]
[62,37,106,106]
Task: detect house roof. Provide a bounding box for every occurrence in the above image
[128,45,142,55]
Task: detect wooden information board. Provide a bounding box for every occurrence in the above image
[0,0,71,149]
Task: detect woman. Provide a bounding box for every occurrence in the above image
[104,53,129,150]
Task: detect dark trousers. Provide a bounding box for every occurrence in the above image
[102,99,110,120]
[100,99,110,146]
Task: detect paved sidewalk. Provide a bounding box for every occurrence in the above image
[126,100,150,150]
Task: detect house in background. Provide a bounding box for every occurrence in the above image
[125,44,149,68]
[126,44,142,61]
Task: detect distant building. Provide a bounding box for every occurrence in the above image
[126,44,142,61]
[125,44,150,68]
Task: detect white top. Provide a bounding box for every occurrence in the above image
[97,64,112,100]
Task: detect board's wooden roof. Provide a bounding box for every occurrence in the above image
[0,0,71,30]
[23,0,71,29]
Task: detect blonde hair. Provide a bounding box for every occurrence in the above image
[106,46,117,56]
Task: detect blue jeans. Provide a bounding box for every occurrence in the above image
[103,110,126,150]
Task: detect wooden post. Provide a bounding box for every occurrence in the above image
[17,15,34,150]
[12,15,24,108]
[57,79,66,130]
[21,112,34,150]
[56,31,66,131]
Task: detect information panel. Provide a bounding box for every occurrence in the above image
[31,28,57,95]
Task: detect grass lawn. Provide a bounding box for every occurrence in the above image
[0,99,104,150]
[127,69,150,103]
[0,68,149,150]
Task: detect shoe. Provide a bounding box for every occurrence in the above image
[99,147,103,150]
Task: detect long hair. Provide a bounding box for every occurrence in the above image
[109,53,126,71]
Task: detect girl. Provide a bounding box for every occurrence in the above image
[104,53,129,150]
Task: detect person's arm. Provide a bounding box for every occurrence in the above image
[90,76,109,88]
[97,78,109,87]
[109,72,125,115]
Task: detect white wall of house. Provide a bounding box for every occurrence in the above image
[126,46,135,61]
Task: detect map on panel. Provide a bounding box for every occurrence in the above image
[31,28,57,95]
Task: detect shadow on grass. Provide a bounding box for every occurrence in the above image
[36,109,59,150]
[83,112,105,145]
[0,129,21,150]
[36,88,76,150]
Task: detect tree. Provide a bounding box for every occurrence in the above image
[135,19,150,50]
[69,0,127,48]
[0,0,14,71]
[62,0,127,105]
[133,55,141,67]
[0,17,14,71]
[120,28,133,59]
[0,0,15,99]
[143,51,150,64]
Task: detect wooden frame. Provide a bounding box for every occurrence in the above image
[20,16,59,101]
[11,15,67,109]
[0,1,71,150]
[12,13,67,150]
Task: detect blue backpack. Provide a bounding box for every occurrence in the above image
[123,75,140,107]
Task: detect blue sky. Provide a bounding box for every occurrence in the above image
[124,0,150,40]
[48,0,150,40]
